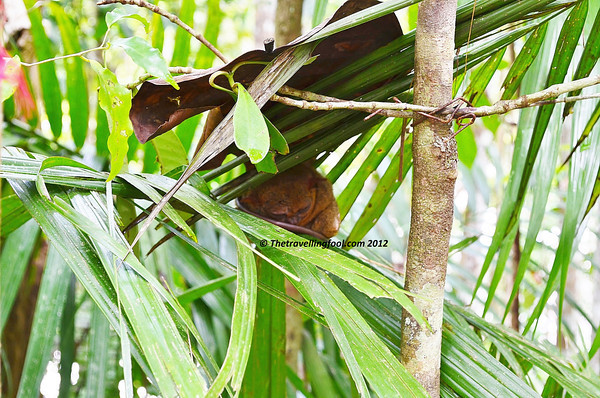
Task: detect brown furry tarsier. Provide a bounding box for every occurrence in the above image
[236,163,341,240]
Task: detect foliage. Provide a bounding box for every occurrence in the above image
[2,0,600,397]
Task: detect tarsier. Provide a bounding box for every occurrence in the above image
[236,163,340,240]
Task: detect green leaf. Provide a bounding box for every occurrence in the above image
[474,1,588,304]
[303,334,338,398]
[58,276,76,397]
[24,0,63,137]
[89,60,134,181]
[526,65,600,336]
[49,3,89,149]
[442,307,540,398]
[502,100,562,321]
[142,141,160,173]
[17,245,72,398]
[39,156,97,174]
[105,5,149,31]
[131,174,258,397]
[119,173,197,242]
[112,37,179,89]
[562,100,600,167]
[56,191,209,396]
[171,0,195,66]
[0,220,40,333]
[454,305,600,397]
[150,130,189,174]
[255,152,278,174]
[347,136,413,242]
[1,194,32,237]
[584,164,600,216]
[175,114,201,154]
[264,248,428,397]
[563,4,600,117]
[233,83,270,164]
[194,0,224,69]
[240,261,286,397]
[150,11,164,51]
[312,0,329,27]
[265,116,289,154]
[501,23,548,100]
[456,127,477,168]
[95,105,110,158]
[448,236,479,257]
[327,121,383,183]
[227,207,426,328]
[338,118,404,219]
[81,305,112,398]
[463,47,506,104]
[6,177,155,381]
[177,274,236,304]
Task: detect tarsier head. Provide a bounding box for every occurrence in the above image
[237,163,340,240]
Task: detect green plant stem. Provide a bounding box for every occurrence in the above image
[20,46,108,67]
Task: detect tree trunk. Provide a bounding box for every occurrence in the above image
[274,0,305,375]
[400,0,458,397]
[275,0,303,46]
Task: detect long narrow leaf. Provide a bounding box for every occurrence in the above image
[24,0,63,137]
[0,220,40,333]
[49,3,89,148]
[16,245,71,398]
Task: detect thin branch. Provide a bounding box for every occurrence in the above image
[519,92,600,106]
[20,46,108,67]
[97,0,228,64]
[125,66,204,88]
[278,85,345,102]
[460,74,600,117]
[270,93,417,118]
[271,75,600,120]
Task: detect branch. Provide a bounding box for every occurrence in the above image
[97,0,228,64]
[20,46,108,67]
[271,93,411,118]
[271,75,600,121]
[125,66,204,89]
[460,74,600,117]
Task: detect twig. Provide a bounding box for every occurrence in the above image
[271,75,600,120]
[278,85,345,102]
[97,0,228,64]
[529,92,600,106]
[458,74,600,117]
[20,46,109,67]
[270,93,416,118]
[125,66,204,88]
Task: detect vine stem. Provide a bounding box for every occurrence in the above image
[20,46,108,67]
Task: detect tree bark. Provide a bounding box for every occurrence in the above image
[273,0,305,374]
[275,0,303,46]
[400,1,458,397]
